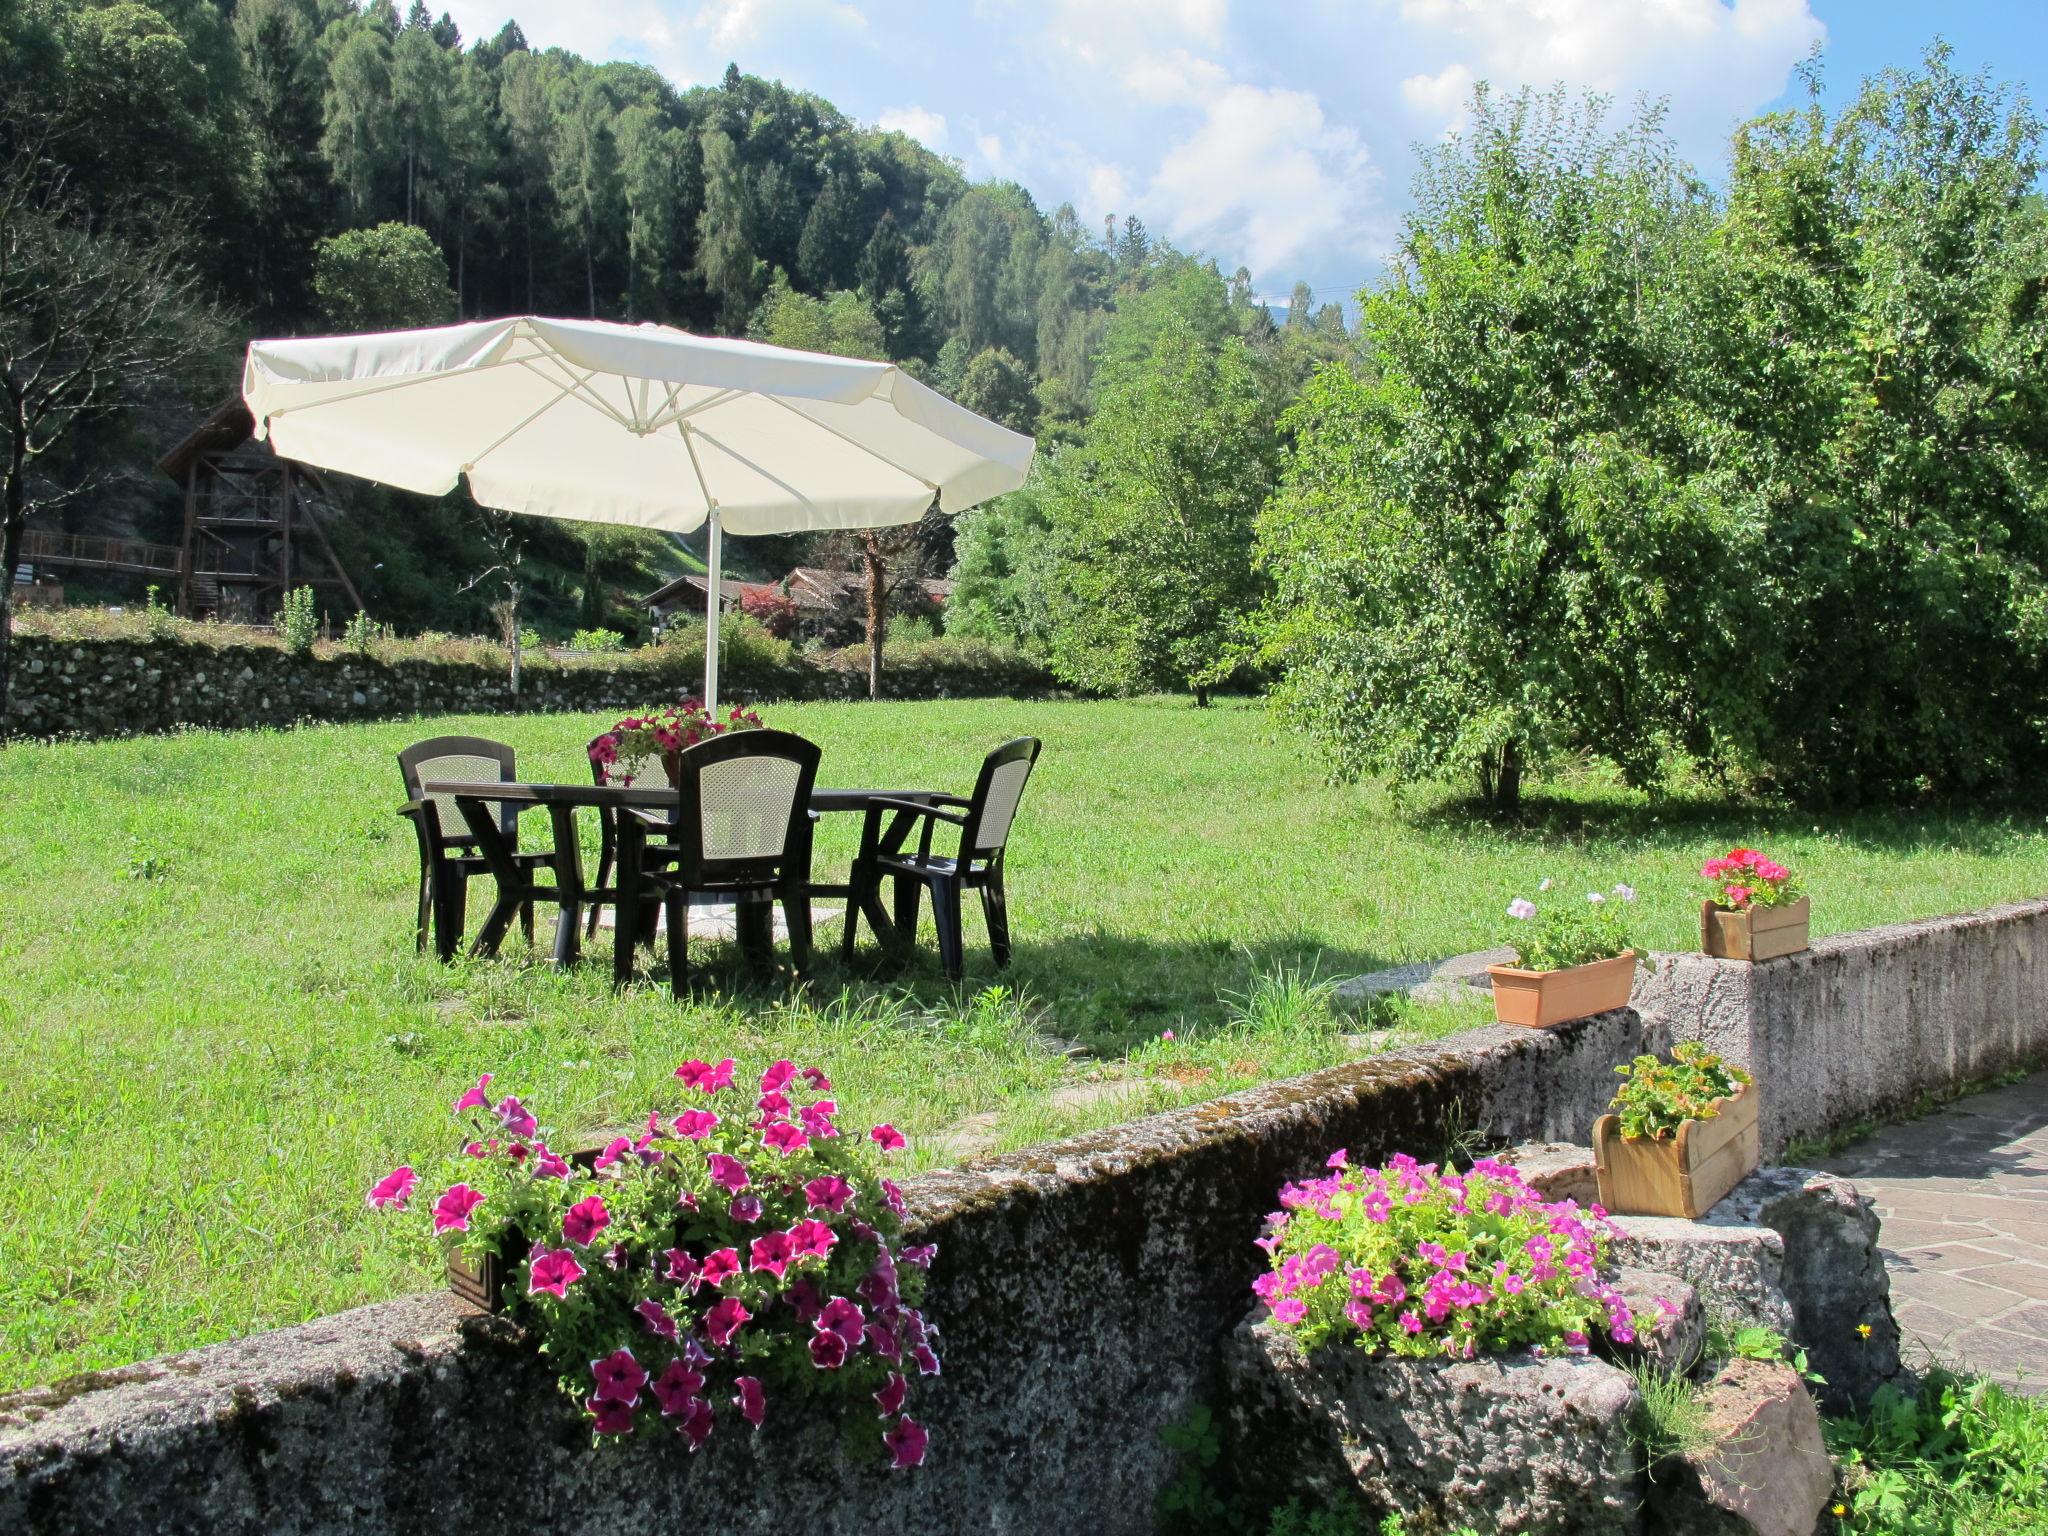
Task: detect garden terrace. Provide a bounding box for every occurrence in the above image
[3,697,2047,1391]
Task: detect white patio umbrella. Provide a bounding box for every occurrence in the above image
[241,315,1035,712]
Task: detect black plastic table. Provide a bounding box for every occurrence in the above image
[419,779,940,983]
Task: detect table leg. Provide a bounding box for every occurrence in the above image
[456,797,523,957]
[613,815,645,987]
[546,803,585,967]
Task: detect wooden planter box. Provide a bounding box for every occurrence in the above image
[1486,952,1637,1029]
[1592,1083,1760,1219]
[1700,896,1809,961]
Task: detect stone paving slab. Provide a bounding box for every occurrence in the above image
[1816,1070,2048,1394]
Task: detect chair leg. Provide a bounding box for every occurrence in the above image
[981,876,1012,969]
[519,900,536,950]
[586,841,614,940]
[415,869,434,954]
[665,888,690,999]
[931,877,965,981]
[840,865,864,962]
[433,869,468,963]
[784,887,813,975]
[893,873,923,944]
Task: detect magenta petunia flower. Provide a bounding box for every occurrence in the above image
[763,1122,810,1155]
[528,1247,586,1298]
[432,1184,485,1233]
[799,1103,839,1140]
[809,1330,849,1370]
[803,1174,854,1213]
[818,1296,866,1347]
[884,1415,928,1470]
[787,1219,837,1261]
[880,1178,908,1217]
[672,1108,719,1141]
[586,1396,636,1436]
[874,1371,908,1419]
[493,1096,537,1138]
[451,1074,493,1115]
[865,1323,903,1362]
[801,1066,831,1092]
[676,1057,737,1093]
[366,1165,416,1210]
[635,1298,679,1340]
[901,1243,937,1270]
[729,1194,764,1224]
[749,1230,796,1280]
[699,1247,741,1287]
[911,1343,941,1378]
[707,1153,750,1192]
[869,1124,907,1152]
[590,1348,648,1406]
[704,1295,752,1347]
[1271,1297,1308,1325]
[651,1358,705,1417]
[760,1059,797,1094]
[664,1248,702,1288]
[562,1195,612,1247]
[532,1143,571,1179]
[592,1136,632,1171]
[756,1090,793,1117]
[732,1375,765,1427]
[677,1395,715,1451]
[783,1277,824,1323]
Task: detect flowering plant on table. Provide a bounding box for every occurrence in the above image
[1502,880,1638,971]
[366,1055,935,1468]
[1701,847,1798,911]
[1253,1152,1638,1359]
[587,699,765,785]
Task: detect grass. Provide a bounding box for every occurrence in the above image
[1825,1370,2048,1534]
[2,697,2047,1392]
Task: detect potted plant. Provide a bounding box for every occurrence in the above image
[1486,882,1639,1028]
[1700,847,1807,960]
[366,1057,936,1467]
[1252,1150,1642,1358]
[1592,1043,1758,1219]
[587,700,765,786]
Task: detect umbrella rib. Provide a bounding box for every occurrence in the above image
[641,386,742,434]
[462,367,597,475]
[512,356,636,431]
[259,347,549,418]
[752,394,939,491]
[680,425,838,514]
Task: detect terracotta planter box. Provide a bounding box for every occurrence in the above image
[1486,952,1637,1029]
[1700,896,1809,961]
[1592,1083,1761,1219]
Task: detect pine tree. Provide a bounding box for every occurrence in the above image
[321,22,396,219]
[233,0,328,321]
[695,126,763,330]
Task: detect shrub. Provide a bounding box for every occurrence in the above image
[277,586,318,656]
[1610,1044,1751,1141]
[342,610,389,656]
[738,585,800,641]
[1501,881,1637,970]
[571,627,626,653]
[1254,1152,1638,1359]
[368,1056,936,1466]
[828,632,1056,699]
[1701,846,1799,912]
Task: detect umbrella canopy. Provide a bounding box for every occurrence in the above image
[242,315,1036,709]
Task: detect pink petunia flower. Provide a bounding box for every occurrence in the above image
[707,1153,750,1192]
[527,1247,586,1297]
[783,1277,824,1324]
[493,1096,537,1138]
[676,1058,736,1093]
[663,1248,701,1288]
[590,1348,648,1406]
[749,1230,796,1280]
[532,1143,571,1179]
[880,1178,907,1217]
[884,1416,928,1470]
[801,1066,831,1092]
[451,1074,493,1114]
[818,1296,867,1347]
[592,1137,632,1171]
[757,1090,793,1117]
[874,1371,908,1418]
[651,1358,705,1417]
[804,1174,855,1212]
[869,1124,907,1152]
[562,1195,611,1248]
[432,1184,485,1233]
[901,1242,937,1270]
[809,1330,849,1370]
[787,1219,837,1261]
[729,1194,764,1224]
[910,1343,941,1378]
[635,1298,679,1340]
[1271,1297,1308,1325]
[865,1323,903,1362]
[586,1396,636,1436]
[677,1395,715,1451]
[762,1122,810,1155]
[672,1108,719,1141]
[704,1295,751,1347]
[732,1375,766,1428]
[699,1247,741,1287]
[760,1059,797,1094]
[367,1165,416,1210]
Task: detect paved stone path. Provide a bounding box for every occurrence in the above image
[1816,1073,2048,1393]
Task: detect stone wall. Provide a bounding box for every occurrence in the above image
[1632,899,2048,1153]
[2,634,1053,741]
[0,1010,1649,1536]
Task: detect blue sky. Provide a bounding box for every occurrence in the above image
[441,0,2047,310]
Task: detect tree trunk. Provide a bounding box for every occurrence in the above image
[1192,683,1210,708]
[586,243,597,319]
[0,451,25,734]
[862,530,885,702]
[1477,739,1523,813]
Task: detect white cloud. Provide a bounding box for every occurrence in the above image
[1143,82,1376,275]
[1400,62,1473,133]
[694,0,866,49]
[975,132,1007,166]
[1123,48,1229,106]
[1047,0,1229,66]
[877,106,950,151]
[439,0,866,78]
[1085,161,1132,221]
[1392,0,1823,151]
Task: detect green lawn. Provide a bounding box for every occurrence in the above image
[2,696,2045,1391]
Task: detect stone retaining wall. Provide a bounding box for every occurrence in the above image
[1632,899,2048,1153]
[0,1011,1647,1536]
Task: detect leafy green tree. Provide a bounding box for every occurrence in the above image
[320,19,394,218]
[233,0,329,322]
[948,474,1056,657]
[551,73,622,317]
[389,14,451,226]
[1257,87,1734,809]
[696,125,763,330]
[313,220,456,329]
[953,346,1037,432]
[747,272,884,358]
[1043,268,1276,703]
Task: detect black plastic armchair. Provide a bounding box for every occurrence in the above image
[396,735,547,960]
[842,736,1041,979]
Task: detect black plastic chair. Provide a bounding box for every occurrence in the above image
[585,749,683,941]
[630,729,822,995]
[396,735,546,960]
[842,737,1041,980]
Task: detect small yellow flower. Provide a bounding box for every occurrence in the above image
[1832,1503,1848,1518]
[1856,1323,1873,1339]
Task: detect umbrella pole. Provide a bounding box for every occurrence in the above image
[704,507,722,717]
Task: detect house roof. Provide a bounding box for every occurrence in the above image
[641,572,758,609]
